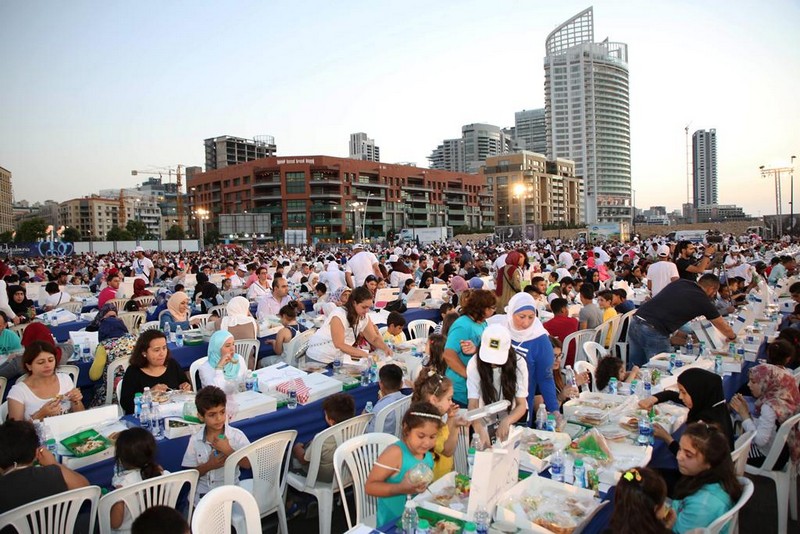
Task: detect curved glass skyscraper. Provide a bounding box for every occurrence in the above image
[544,7,631,224]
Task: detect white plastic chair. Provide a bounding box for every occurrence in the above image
[287,413,374,534]
[134,295,155,307]
[0,376,6,403]
[118,311,145,335]
[731,431,756,476]
[223,430,297,534]
[139,320,160,333]
[104,356,131,405]
[745,411,800,533]
[593,315,619,349]
[281,328,316,366]
[57,301,83,313]
[407,319,436,340]
[0,485,101,534]
[704,476,754,534]
[371,395,411,437]
[189,357,209,391]
[453,423,470,476]
[574,361,596,393]
[189,313,212,329]
[108,298,130,311]
[115,380,123,405]
[560,329,595,367]
[208,304,227,318]
[232,339,260,371]
[611,309,636,365]
[191,485,261,534]
[333,433,398,529]
[0,401,7,423]
[97,469,199,533]
[581,341,607,368]
[10,322,30,339]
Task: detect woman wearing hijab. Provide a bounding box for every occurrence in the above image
[319,260,346,294]
[7,284,35,324]
[449,275,468,307]
[160,292,191,330]
[219,296,258,340]
[419,272,435,289]
[85,303,129,342]
[504,293,560,421]
[321,286,351,317]
[730,363,800,468]
[198,330,249,390]
[495,250,524,311]
[640,367,735,452]
[193,272,221,313]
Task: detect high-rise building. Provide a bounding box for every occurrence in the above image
[462,123,515,174]
[692,129,718,207]
[428,138,465,172]
[514,109,546,154]
[204,135,276,171]
[0,166,13,232]
[544,7,631,224]
[349,132,380,162]
[59,195,161,240]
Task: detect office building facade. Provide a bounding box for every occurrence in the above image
[462,123,516,174]
[349,132,380,162]
[514,109,546,155]
[545,7,631,224]
[0,166,13,233]
[204,135,277,171]
[59,196,161,240]
[428,138,465,173]
[692,129,718,207]
[188,155,494,244]
[482,152,582,227]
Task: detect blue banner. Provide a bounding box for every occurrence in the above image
[0,241,75,257]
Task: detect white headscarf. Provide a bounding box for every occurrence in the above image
[505,292,549,343]
[221,296,257,328]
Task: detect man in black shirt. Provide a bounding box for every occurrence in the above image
[627,273,736,368]
[675,241,716,281]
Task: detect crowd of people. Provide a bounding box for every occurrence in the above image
[0,229,799,532]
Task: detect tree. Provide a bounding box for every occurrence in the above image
[166,225,185,240]
[203,229,220,245]
[106,226,133,241]
[15,218,48,242]
[0,231,14,243]
[62,227,81,243]
[126,220,148,240]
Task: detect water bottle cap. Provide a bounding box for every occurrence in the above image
[547,414,555,420]
[417,519,430,529]
[464,522,477,532]
[468,447,476,454]
[135,393,142,397]
[575,458,584,466]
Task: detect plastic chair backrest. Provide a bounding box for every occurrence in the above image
[705,477,754,534]
[189,357,209,391]
[58,365,79,388]
[302,413,373,488]
[593,315,619,348]
[407,319,436,340]
[115,380,123,405]
[105,356,131,405]
[731,431,756,476]
[284,329,316,367]
[560,329,595,367]
[761,411,800,471]
[109,298,130,311]
[10,323,29,339]
[0,485,101,534]
[208,304,227,318]
[581,341,607,368]
[134,295,155,307]
[0,376,6,403]
[0,401,7,423]
[58,301,83,313]
[191,485,261,534]
[223,430,297,513]
[574,361,596,393]
[333,433,398,529]
[233,339,260,371]
[612,309,636,346]
[118,311,145,335]
[372,395,411,437]
[139,320,161,332]
[97,469,199,533]
[189,313,211,329]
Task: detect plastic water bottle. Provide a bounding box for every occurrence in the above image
[550,450,565,482]
[401,497,418,534]
[175,325,184,347]
[416,519,431,534]
[728,341,737,359]
[82,345,91,363]
[637,415,652,446]
[333,352,343,374]
[365,401,374,413]
[545,414,556,432]
[287,386,297,409]
[140,403,152,431]
[736,345,745,362]
[133,393,143,419]
[685,338,693,355]
[714,355,723,375]
[163,322,171,342]
[573,458,586,488]
[608,377,618,395]
[642,369,652,397]
[43,425,60,462]
[468,433,482,477]
[150,404,163,439]
[668,353,676,373]
[698,341,706,358]
[245,373,256,392]
[463,522,477,534]
[370,361,379,384]
[360,359,370,386]
[629,379,638,396]
[142,387,153,410]
[473,506,490,534]
[536,404,548,430]
[565,365,578,398]
[71,344,80,362]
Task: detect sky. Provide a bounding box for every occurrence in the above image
[1,0,799,217]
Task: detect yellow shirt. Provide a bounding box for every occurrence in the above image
[601,307,618,347]
[383,331,404,345]
[433,424,454,481]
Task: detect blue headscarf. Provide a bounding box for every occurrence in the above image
[207,330,241,380]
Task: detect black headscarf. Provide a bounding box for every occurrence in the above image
[7,284,34,317]
[677,368,735,448]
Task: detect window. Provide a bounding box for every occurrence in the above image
[286,172,306,193]
[286,200,306,211]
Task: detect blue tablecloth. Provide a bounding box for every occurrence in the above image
[75,382,380,488]
[49,319,92,342]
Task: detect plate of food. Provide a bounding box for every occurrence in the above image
[151,390,171,403]
[571,407,607,426]
[60,429,112,457]
[519,429,571,473]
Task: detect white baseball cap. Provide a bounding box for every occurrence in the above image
[479,323,512,365]
[388,254,399,263]
[657,244,670,257]
[134,246,144,252]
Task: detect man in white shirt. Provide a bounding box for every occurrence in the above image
[345,244,381,288]
[132,246,154,284]
[256,277,291,319]
[558,247,574,269]
[228,265,247,289]
[647,245,679,297]
[43,281,72,311]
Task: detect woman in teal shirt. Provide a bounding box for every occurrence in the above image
[0,312,22,355]
[443,290,497,406]
[672,422,743,533]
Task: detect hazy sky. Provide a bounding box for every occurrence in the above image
[1,0,798,217]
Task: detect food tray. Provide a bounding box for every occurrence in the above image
[597,441,653,485]
[396,507,467,532]
[60,429,112,457]
[519,428,572,473]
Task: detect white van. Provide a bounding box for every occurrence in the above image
[668,230,709,244]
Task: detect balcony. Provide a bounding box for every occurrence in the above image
[309,190,341,199]
[310,217,344,225]
[253,205,283,213]
[448,209,466,216]
[309,177,342,186]
[252,193,283,201]
[443,189,467,195]
[310,203,342,212]
[404,184,432,192]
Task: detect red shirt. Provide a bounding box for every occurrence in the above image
[97,285,118,308]
[544,315,579,366]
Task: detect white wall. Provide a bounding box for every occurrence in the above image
[72,240,200,254]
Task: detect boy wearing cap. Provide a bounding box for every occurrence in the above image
[466,323,528,447]
[646,244,679,297]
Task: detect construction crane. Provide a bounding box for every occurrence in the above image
[131,165,186,231]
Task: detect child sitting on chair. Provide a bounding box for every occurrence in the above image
[382,312,407,346]
[291,392,355,483]
[365,364,407,433]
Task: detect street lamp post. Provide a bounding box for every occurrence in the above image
[791,156,796,237]
[195,208,209,250]
[513,182,531,241]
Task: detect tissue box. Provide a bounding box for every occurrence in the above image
[255,363,307,392]
[229,390,278,421]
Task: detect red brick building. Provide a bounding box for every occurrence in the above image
[187,155,494,243]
